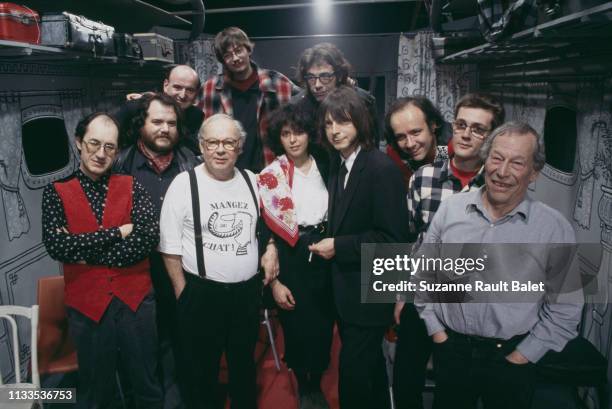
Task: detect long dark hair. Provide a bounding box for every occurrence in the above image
[126,93,185,148]
[318,86,375,152]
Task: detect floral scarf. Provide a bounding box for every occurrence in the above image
[257,155,299,247]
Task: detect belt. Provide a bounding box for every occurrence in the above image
[446,327,527,349]
[184,270,260,289]
[298,222,327,236]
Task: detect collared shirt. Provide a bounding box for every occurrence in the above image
[127,147,182,216]
[293,157,328,226]
[341,145,362,189]
[407,157,484,239]
[415,187,582,363]
[42,170,159,267]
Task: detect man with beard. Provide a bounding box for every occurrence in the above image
[114,93,199,408]
[116,64,203,155]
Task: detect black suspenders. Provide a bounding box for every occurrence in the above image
[187,168,260,278]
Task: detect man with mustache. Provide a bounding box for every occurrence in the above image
[42,113,162,408]
[200,27,299,172]
[393,93,504,409]
[114,93,199,408]
[116,65,203,155]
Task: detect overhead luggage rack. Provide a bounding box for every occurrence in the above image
[437,2,612,65]
[0,38,173,67]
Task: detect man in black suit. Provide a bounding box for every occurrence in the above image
[310,86,410,409]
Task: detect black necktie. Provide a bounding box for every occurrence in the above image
[337,162,348,200]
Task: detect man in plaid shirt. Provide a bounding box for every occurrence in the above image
[392,93,505,409]
[200,27,300,172]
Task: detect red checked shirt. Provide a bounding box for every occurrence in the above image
[199,62,300,165]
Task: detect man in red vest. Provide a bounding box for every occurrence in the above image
[42,112,163,409]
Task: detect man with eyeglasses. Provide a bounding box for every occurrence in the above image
[292,42,381,144]
[392,93,505,409]
[115,64,203,155]
[414,122,582,409]
[42,112,163,409]
[200,26,299,173]
[113,93,199,409]
[159,113,279,409]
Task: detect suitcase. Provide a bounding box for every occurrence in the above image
[133,33,174,63]
[41,12,115,56]
[0,3,40,44]
[114,33,142,59]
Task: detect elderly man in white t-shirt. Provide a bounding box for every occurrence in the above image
[159,113,278,409]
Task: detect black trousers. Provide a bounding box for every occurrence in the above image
[277,230,334,373]
[176,272,262,409]
[392,303,432,409]
[337,322,391,409]
[150,252,184,409]
[432,329,535,409]
[68,294,163,409]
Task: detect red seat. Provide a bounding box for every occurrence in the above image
[37,275,78,375]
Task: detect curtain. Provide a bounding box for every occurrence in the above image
[175,35,222,83]
[0,97,29,241]
[573,85,610,229]
[397,31,477,122]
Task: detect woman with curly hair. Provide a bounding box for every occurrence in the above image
[257,102,333,409]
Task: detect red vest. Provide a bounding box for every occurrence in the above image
[54,175,152,323]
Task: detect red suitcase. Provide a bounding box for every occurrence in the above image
[0,3,40,44]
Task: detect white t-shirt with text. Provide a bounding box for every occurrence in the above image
[159,164,260,283]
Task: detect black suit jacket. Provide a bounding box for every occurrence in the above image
[329,147,410,326]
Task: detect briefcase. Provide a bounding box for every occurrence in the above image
[114,33,142,59]
[41,12,115,56]
[0,2,40,44]
[133,33,174,63]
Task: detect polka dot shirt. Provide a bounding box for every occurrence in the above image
[42,170,159,267]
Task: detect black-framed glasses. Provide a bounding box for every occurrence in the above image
[203,138,239,151]
[82,138,117,155]
[303,72,336,85]
[452,120,491,140]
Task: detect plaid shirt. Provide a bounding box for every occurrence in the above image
[408,158,485,240]
[199,62,300,164]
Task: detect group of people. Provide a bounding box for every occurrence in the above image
[41,24,583,409]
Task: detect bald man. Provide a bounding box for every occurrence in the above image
[113,64,203,155]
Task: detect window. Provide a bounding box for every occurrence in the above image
[22,117,70,175]
[543,106,576,173]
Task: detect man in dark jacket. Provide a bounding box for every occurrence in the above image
[113,93,199,409]
[310,87,409,409]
